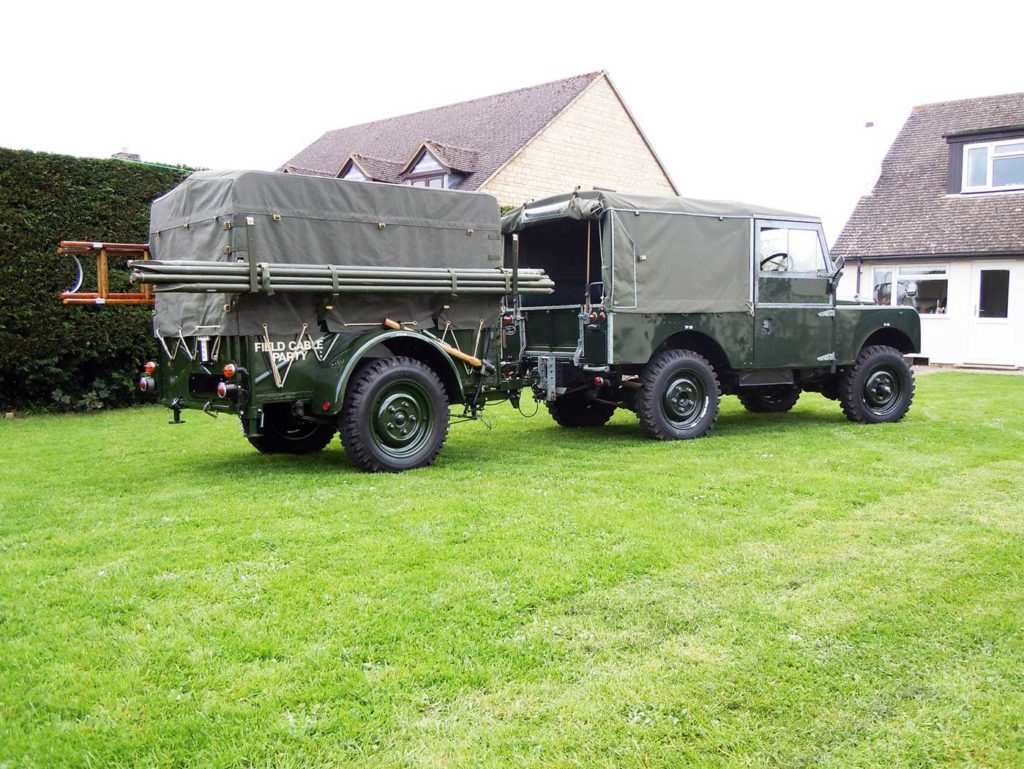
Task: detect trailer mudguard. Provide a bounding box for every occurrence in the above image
[318,329,470,414]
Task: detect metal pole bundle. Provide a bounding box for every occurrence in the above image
[129,260,554,296]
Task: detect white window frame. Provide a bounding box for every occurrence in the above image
[872,264,950,315]
[961,138,1024,193]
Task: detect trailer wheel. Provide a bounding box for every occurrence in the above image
[340,356,450,473]
[738,385,801,413]
[637,349,720,440]
[547,392,616,428]
[246,404,336,454]
[838,345,915,423]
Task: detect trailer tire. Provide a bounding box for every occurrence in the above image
[738,385,801,413]
[246,404,336,454]
[637,349,720,440]
[547,392,616,428]
[340,356,450,473]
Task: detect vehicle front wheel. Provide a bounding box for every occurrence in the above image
[637,349,720,440]
[838,345,915,423]
[547,392,616,427]
[340,356,450,472]
[246,403,336,454]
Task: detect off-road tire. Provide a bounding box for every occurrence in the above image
[838,345,915,424]
[738,385,801,413]
[637,349,721,440]
[246,403,336,454]
[547,392,616,427]
[340,356,450,473]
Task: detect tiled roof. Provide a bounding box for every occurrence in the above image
[833,92,1024,259]
[279,72,605,189]
[349,154,405,183]
[423,141,479,173]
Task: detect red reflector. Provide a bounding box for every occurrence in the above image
[594,377,604,388]
[143,361,156,375]
[322,401,331,411]
[223,363,236,379]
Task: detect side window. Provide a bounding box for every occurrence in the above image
[758,226,826,273]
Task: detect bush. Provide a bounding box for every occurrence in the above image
[0,148,189,412]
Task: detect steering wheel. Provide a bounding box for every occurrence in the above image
[760,252,788,271]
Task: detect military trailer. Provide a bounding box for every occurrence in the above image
[60,175,919,472]
[501,191,920,439]
[61,171,556,472]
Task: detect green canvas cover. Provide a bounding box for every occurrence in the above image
[150,170,503,337]
[502,191,818,314]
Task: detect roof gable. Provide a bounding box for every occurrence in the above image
[280,72,604,189]
[834,92,1024,259]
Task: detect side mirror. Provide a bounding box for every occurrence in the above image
[827,254,845,295]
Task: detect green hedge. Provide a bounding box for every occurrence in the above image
[0,148,189,412]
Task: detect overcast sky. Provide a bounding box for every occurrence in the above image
[3,1,1022,242]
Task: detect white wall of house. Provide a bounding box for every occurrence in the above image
[480,76,675,207]
[838,259,1024,367]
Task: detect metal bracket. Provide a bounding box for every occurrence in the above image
[536,356,557,401]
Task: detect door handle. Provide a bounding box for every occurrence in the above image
[761,319,773,335]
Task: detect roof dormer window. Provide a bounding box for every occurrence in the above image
[962,138,1024,192]
[340,162,367,181]
[403,149,448,188]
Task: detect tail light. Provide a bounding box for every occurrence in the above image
[217,382,238,399]
[138,376,156,392]
[222,363,237,379]
[594,377,605,388]
[143,361,157,375]
[588,312,598,323]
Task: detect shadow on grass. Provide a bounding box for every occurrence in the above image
[188,405,857,482]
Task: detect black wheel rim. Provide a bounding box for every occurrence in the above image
[662,373,708,428]
[863,366,901,416]
[370,381,434,459]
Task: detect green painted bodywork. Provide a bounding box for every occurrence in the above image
[153,325,521,437]
[522,301,920,371]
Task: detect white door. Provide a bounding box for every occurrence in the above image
[966,262,1016,365]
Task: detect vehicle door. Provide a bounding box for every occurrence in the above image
[753,220,834,368]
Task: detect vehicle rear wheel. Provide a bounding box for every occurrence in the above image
[547,392,616,427]
[637,349,720,440]
[838,345,915,423]
[246,403,336,454]
[738,385,801,413]
[340,356,450,472]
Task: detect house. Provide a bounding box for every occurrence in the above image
[280,71,677,207]
[833,93,1024,368]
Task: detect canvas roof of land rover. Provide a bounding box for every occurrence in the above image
[501,190,823,313]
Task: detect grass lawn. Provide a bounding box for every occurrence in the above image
[1,372,1022,768]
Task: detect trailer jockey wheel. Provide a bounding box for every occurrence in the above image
[340,356,450,473]
[246,403,336,454]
